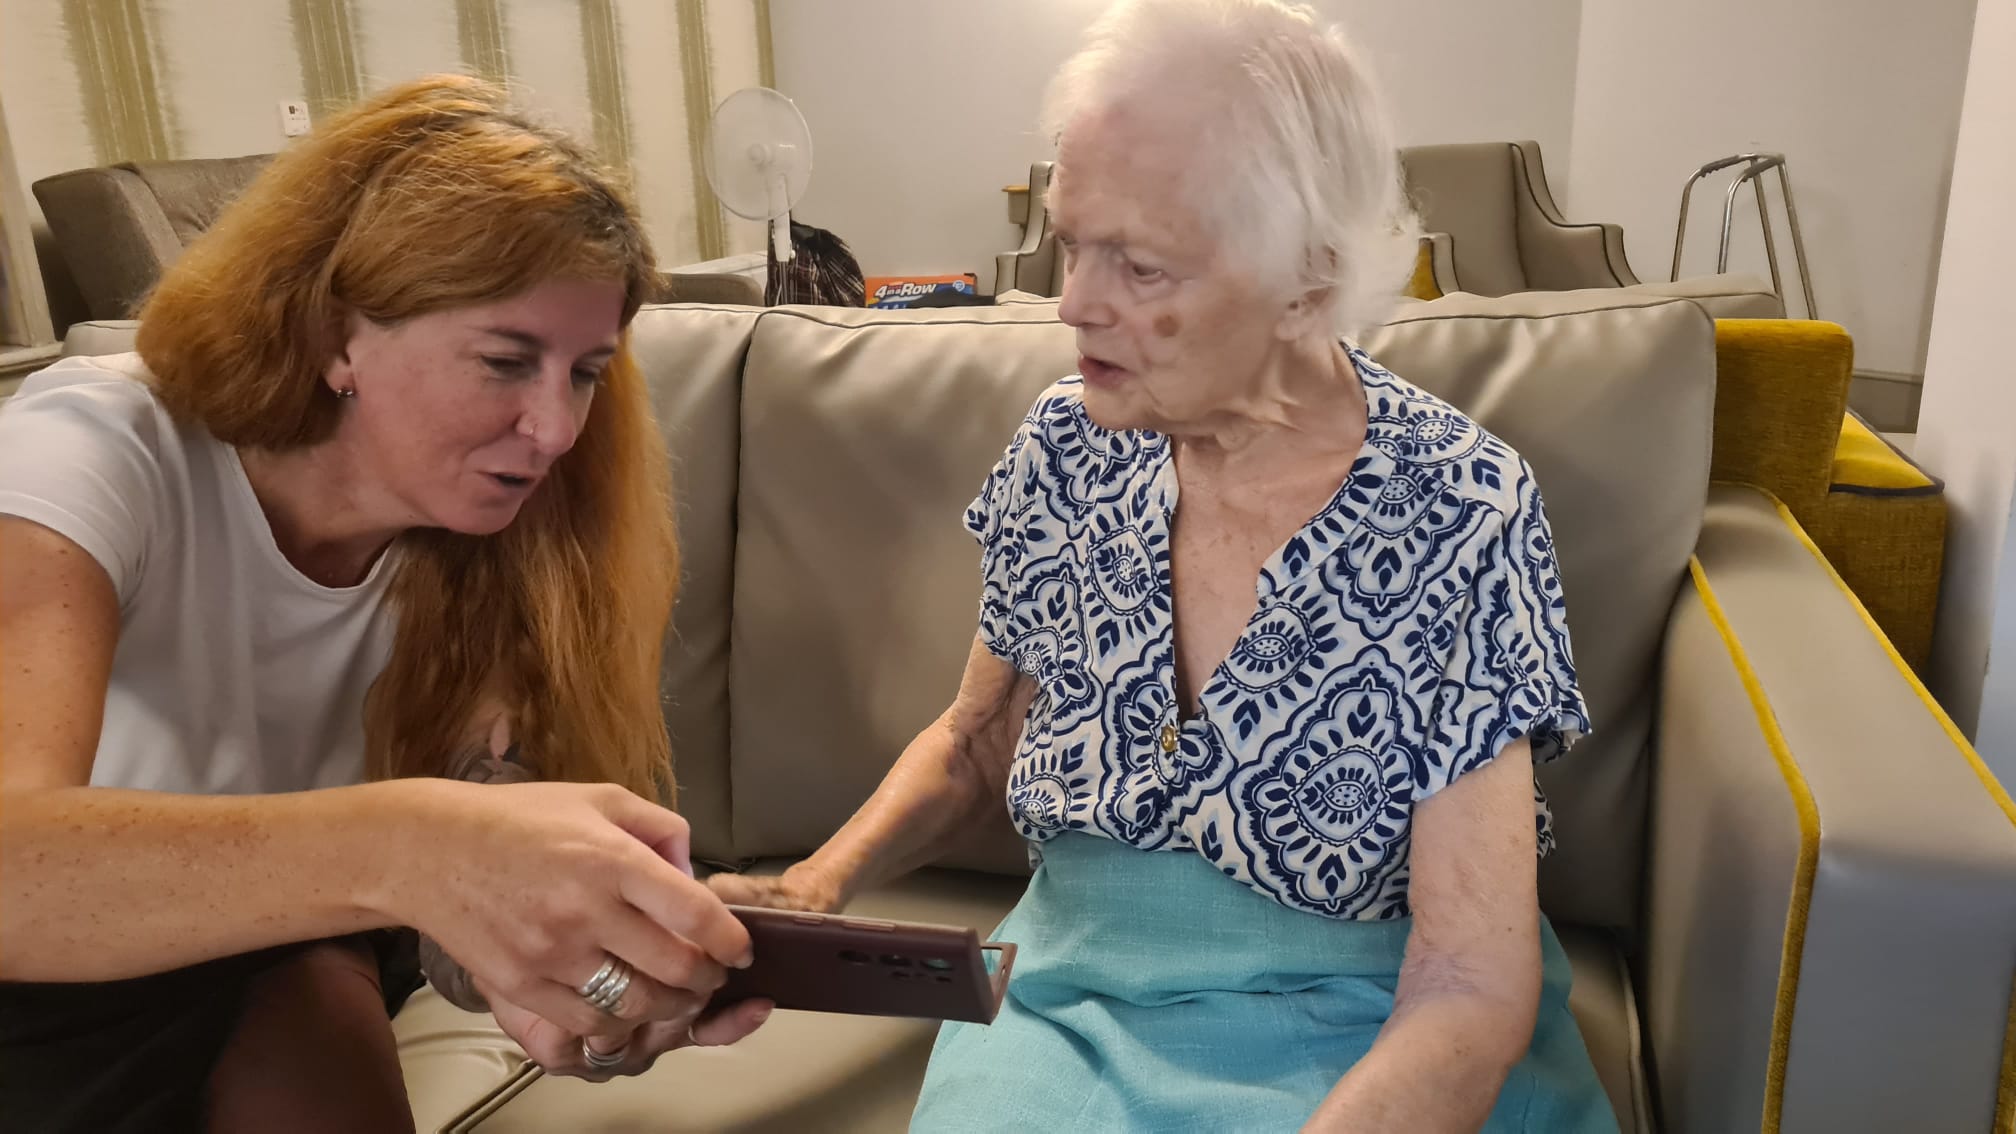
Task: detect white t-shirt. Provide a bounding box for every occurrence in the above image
[0,354,398,794]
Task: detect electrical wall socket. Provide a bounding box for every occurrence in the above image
[279,100,312,137]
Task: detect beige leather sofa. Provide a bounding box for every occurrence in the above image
[58,291,2016,1133]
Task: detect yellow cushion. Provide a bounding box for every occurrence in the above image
[1405,240,1443,301]
[1809,414,1944,671]
[1709,320,1852,506]
[1832,413,1937,493]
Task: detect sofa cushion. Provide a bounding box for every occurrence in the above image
[395,984,532,1133]
[629,304,765,860]
[121,155,272,248]
[1614,273,1785,319]
[397,870,1645,1133]
[59,319,140,357]
[1416,275,1785,322]
[1832,411,1935,493]
[726,303,1074,872]
[1364,290,1717,931]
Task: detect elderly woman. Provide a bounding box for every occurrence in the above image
[0,78,767,1132]
[710,1,1615,1130]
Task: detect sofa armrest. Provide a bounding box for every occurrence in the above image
[1518,220,1639,291]
[1608,274,1786,320]
[994,219,1058,299]
[1509,140,1640,289]
[1708,319,1853,509]
[30,166,182,321]
[1647,484,2016,1133]
[994,161,1060,298]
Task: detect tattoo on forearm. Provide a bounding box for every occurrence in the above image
[419,933,491,1013]
[451,739,534,785]
[422,721,535,1012]
[444,703,535,786]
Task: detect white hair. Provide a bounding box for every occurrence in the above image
[1042,0,1420,338]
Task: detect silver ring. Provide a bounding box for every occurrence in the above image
[578,957,620,999]
[581,1039,628,1069]
[577,956,633,1015]
[591,966,633,1015]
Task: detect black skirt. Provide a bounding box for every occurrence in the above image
[0,929,422,1133]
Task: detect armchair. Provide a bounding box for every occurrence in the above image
[33,155,273,322]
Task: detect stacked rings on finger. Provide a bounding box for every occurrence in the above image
[581,1040,628,1069]
[577,955,634,1015]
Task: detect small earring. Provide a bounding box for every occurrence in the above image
[335,386,356,400]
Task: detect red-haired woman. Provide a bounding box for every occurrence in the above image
[0,76,766,1131]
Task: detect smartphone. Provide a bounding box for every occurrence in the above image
[710,906,1016,1024]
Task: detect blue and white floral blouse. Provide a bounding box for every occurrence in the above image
[964,347,1591,921]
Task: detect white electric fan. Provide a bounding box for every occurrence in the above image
[703,87,813,265]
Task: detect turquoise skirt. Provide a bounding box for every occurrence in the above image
[912,834,1617,1132]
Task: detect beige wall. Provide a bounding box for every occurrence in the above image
[1565,0,1978,379]
[1917,0,2016,780]
[768,0,1584,289]
[0,0,768,269]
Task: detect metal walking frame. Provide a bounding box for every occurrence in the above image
[1671,152,1817,318]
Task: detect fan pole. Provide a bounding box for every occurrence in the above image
[770,173,794,262]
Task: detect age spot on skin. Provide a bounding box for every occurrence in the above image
[1153,313,1181,338]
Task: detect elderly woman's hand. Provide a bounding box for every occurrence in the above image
[379,778,754,1047]
[483,982,773,1081]
[706,862,846,915]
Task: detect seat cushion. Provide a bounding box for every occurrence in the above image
[58,319,141,357]
[1613,274,1785,319]
[1831,412,1936,493]
[397,869,1646,1132]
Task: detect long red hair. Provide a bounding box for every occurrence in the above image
[135,75,678,799]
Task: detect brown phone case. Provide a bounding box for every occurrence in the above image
[709,906,1017,1024]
